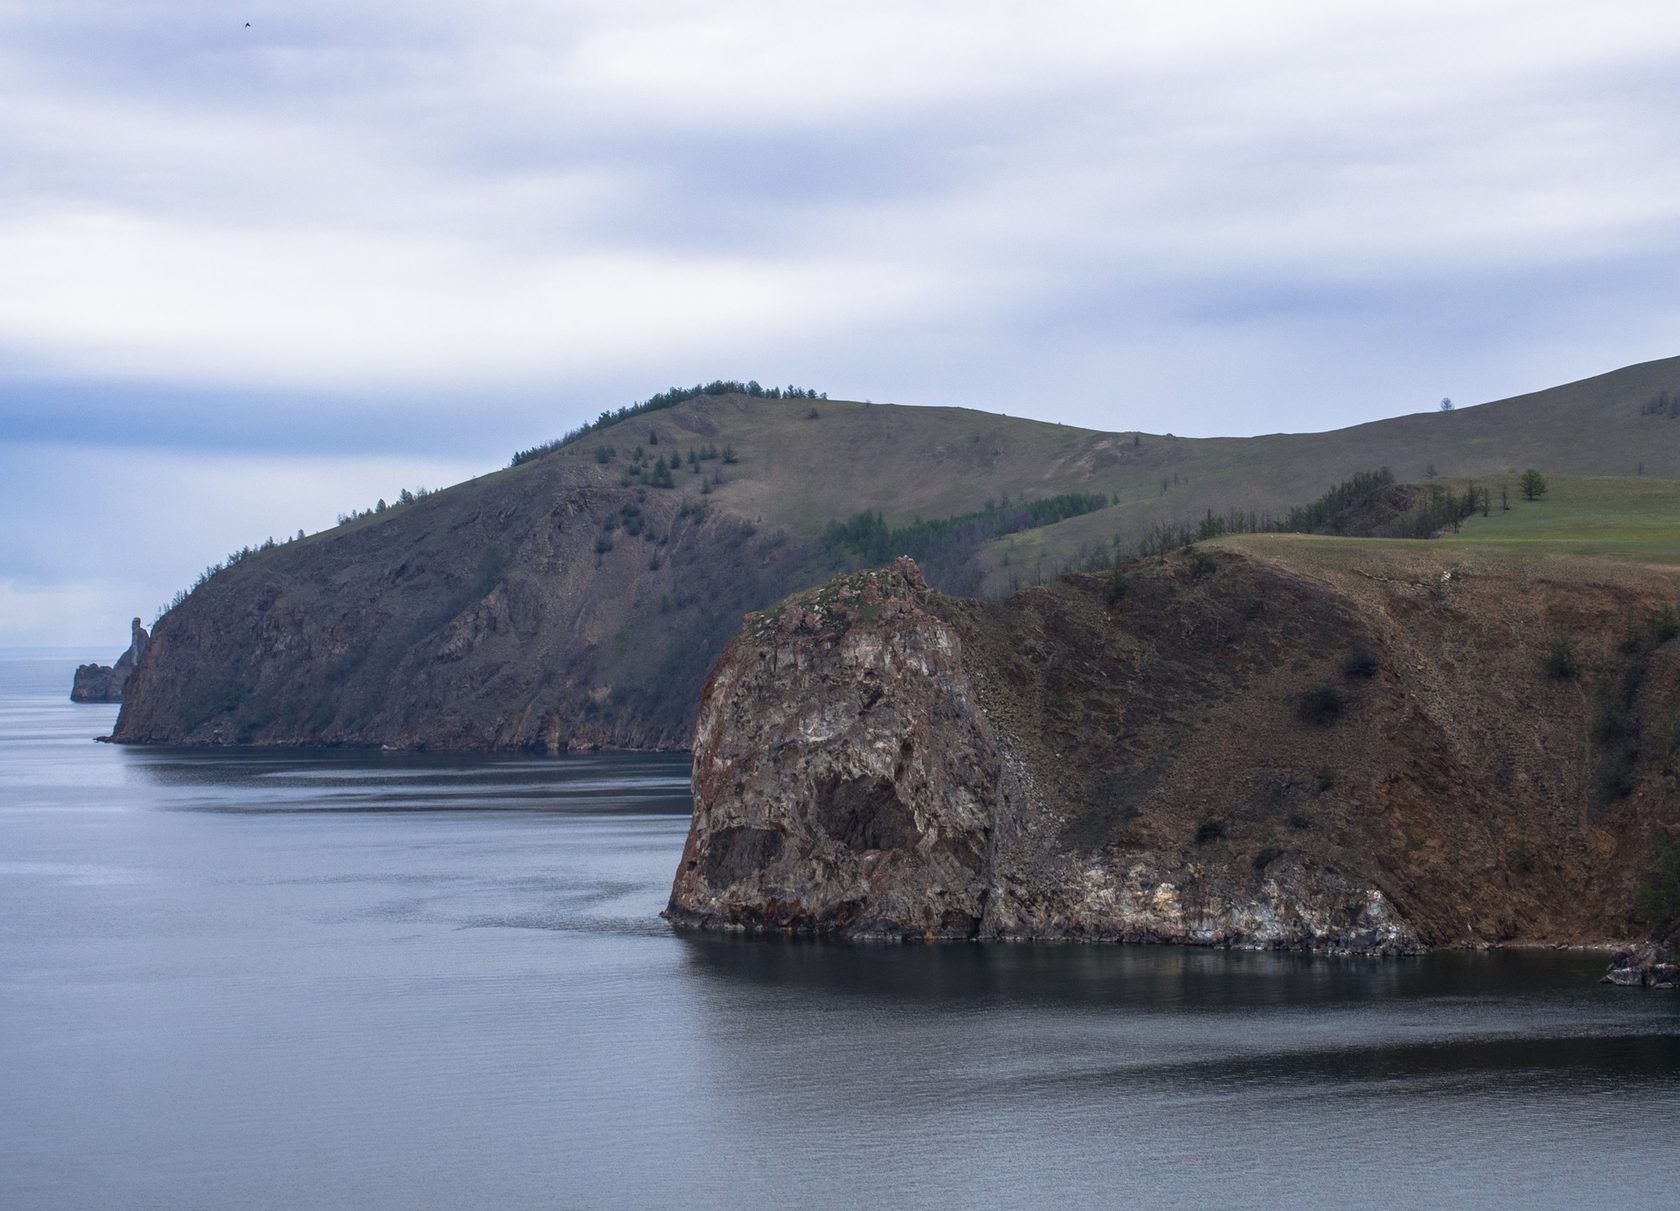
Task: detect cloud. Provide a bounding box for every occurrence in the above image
[3,4,1677,415]
[4,1,1680,640]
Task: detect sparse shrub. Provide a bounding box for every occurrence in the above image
[1342,644,1379,679]
[806,407,821,420]
[1513,841,1535,874]
[594,535,614,555]
[1297,683,1344,725]
[1105,571,1128,606]
[1195,818,1226,845]
[1315,766,1336,792]
[1186,546,1217,579]
[1636,840,1680,933]
[1595,748,1638,803]
[594,445,615,464]
[1253,845,1284,872]
[1287,812,1312,831]
[1592,699,1629,745]
[474,546,508,598]
[1544,640,1577,680]
[1651,605,1679,645]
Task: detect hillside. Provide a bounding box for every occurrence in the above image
[670,549,1680,950]
[114,355,1680,751]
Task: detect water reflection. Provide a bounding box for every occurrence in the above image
[119,746,694,815]
[674,929,1614,1010]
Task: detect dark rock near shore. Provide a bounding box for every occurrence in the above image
[1603,941,1678,988]
[70,618,149,703]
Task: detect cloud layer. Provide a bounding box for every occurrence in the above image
[5,1,1680,641]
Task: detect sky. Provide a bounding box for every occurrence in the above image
[5,0,1680,647]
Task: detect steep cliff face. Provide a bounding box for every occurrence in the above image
[71,618,149,703]
[669,550,1680,951]
[114,456,832,750]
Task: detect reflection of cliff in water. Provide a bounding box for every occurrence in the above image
[677,932,1597,1012]
[112,746,694,815]
[676,934,1680,1110]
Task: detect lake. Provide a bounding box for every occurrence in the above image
[2,651,1677,1208]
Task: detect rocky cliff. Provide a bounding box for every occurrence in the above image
[70,617,149,703]
[668,549,1680,952]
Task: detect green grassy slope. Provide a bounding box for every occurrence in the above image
[1203,474,1680,582]
[1440,474,1680,562]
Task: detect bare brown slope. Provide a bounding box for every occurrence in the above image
[669,549,1680,950]
[115,455,832,750]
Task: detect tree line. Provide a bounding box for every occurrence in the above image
[823,492,1111,593]
[510,379,828,467]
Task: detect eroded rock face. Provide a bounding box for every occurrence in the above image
[70,618,149,703]
[669,552,1680,953]
[670,559,995,938]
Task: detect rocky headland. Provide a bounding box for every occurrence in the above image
[70,617,149,703]
[668,549,1680,953]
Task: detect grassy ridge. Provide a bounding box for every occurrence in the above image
[1213,475,1680,566]
[1442,475,1680,562]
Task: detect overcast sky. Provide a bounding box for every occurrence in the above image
[6,1,1680,647]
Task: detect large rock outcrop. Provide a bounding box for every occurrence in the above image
[70,617,149,703]
[668,550,1680,952]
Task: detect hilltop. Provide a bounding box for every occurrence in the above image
[113,355,1680,751]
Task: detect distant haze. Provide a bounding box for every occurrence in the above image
[5,2,1680,645]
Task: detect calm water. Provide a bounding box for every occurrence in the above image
[2,652,1677,1209]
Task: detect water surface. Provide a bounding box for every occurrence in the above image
[2,652,1676,1208]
